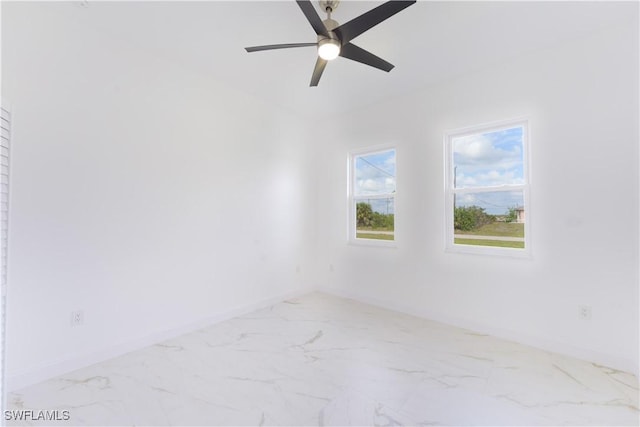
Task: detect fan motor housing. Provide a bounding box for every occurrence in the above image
[318,18,340,48]
[319,2,340,43]
[322,18,339,32]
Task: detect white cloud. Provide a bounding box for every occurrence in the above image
[354,151,396,196]
[356,176,395,195]
[453,131,524,188]
[458,169,525,188]
[453,134,522,170]
[459,193,478,204]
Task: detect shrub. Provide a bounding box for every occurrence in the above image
[454,205,493,231]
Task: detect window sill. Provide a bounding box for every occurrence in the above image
[349,238,398,249]
[445,242,531,259]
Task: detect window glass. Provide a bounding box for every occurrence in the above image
[453,126,524,188]
[446,121,529,254]
[351,149,396,242]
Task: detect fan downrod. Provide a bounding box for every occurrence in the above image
[319,1,340,31]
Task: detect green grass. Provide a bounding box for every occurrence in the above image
[455,222,524,238]
[356,233,395,241]
[454,238,524,249]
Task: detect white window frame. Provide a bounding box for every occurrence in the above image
[0,103,11,415]
[348,146,397,248]
[444,118,531,257]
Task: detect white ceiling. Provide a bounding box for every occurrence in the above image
[57,1,633,119]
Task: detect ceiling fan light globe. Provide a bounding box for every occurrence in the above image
[318,39,340,60]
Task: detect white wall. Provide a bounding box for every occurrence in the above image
[2,3,317,389]
[317,22,639,374]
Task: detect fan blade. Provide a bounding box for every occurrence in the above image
[245,43,317,53]
[333,1,416,44]
[310,57,328,87]
[296,0,330,37]
[339,43,394,72]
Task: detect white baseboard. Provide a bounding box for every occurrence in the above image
[318,285,639,378]
[6,286,314,392]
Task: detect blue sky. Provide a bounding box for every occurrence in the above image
[354,150,396,196]
[455,191,524,215]
[453,126,524,215]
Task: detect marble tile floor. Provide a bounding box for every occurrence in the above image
[7,292,639,426]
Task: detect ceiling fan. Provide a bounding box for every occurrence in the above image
[245,0,416,87]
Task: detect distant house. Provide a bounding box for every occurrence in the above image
[515,207,525,223]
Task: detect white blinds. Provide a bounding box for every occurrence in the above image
[0,106,10,411]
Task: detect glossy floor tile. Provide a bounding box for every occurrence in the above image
[7,292,639,426]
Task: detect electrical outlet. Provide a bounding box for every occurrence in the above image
[71,310,84,326]
[578,305,592,320]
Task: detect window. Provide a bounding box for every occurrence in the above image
[445,119,529,255]
[350,148,396,244]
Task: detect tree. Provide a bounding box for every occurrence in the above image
[506,207,518,223]
[356,202,373,228]
[454,205,493,231]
